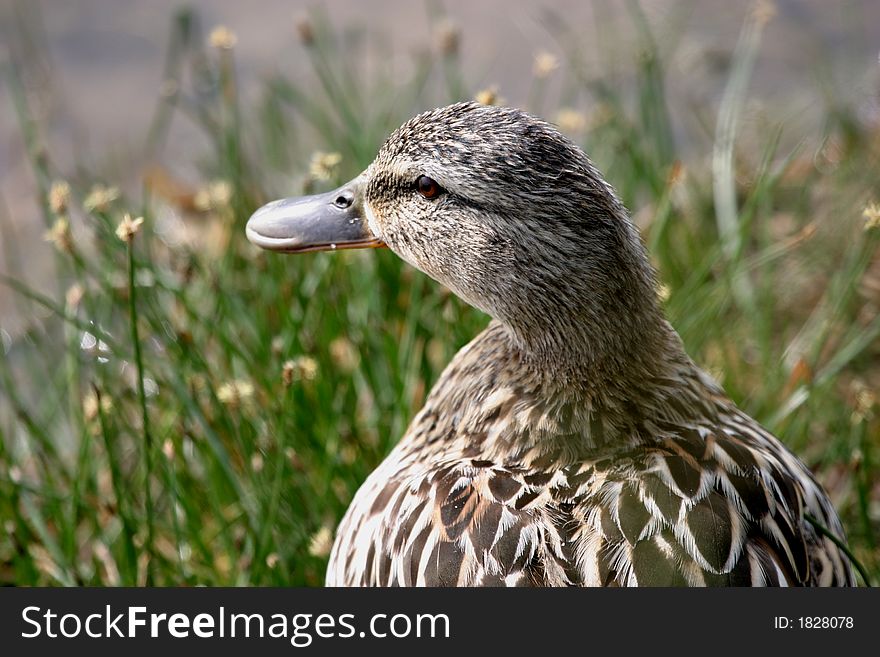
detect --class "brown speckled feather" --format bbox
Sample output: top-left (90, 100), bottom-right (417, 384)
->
top-left (327, 322), bottom-right (853, 587)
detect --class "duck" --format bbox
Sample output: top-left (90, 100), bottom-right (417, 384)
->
top-left (246, 101), bottom-right (855, 587)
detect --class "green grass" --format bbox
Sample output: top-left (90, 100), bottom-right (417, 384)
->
top-left (1, 4), bottom-right (878, 586)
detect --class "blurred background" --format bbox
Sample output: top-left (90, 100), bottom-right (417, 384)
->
top-left (0, 0), bottom-right (878, 585)
top-left (4, 0), bottom-right (880, 331)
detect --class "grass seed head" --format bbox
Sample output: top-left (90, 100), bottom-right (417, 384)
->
top-left (48, 180), bottom-right (71, 215)
top-left (863, 202), bottom-right (880, 231)
top-left (295, 15), bottom-right (315, 46)
top-left (555, 108), bottom-right (587, 134)
top-left (282, 356), bottom-right (319, 387)
top-left (44, 217), bottom-right (72, 253)
top-left (115, 213), bottom-right (144, 243)
top-left (474, 86), bottom-right (503, 106)
top-left (217, 379), bottom-right (254, 408)
top-left (83, 184), bottom-right (119, 213)
top-left (209, 25), bottom-right (237, 50)
top-left (434, 19), bottom-right (460, 56)
top-left (308, 152), bottom-right (342, 182)
top-left (533, 51), bottom-right (559, 78)
top-left (308, 525), bottom-right (334, 558)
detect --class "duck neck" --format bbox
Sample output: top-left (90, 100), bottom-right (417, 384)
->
top-left (496, 236), bottom-right (679, 390)
top-left (425, 314), bottom-right (705, 467)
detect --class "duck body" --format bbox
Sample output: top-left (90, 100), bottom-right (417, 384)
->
top-left (327, 321), bottom-right (851, 586)
top-left (247, 102), bottom-right (854, 586)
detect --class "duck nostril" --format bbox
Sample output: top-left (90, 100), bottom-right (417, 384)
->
top-left (334, 191), bottom-right (354, 209)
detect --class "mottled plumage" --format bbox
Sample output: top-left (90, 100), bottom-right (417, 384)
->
top-left (328, 323), bottom-right (850, 586)
top-left (247, 102), bottom-right (854, 587)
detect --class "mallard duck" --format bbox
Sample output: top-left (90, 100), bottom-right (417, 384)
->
top-left (247, 102), bottom-right (854, 586)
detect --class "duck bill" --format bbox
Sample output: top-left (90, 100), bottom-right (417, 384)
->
top-left (246, 178), bottom-right (384, 253)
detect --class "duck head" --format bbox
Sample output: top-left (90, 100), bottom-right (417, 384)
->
top-left (247, 102), bottom-right (666, 374)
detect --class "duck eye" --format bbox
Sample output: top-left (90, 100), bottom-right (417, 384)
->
top-left (416, 175), bottom-right (443, 200)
